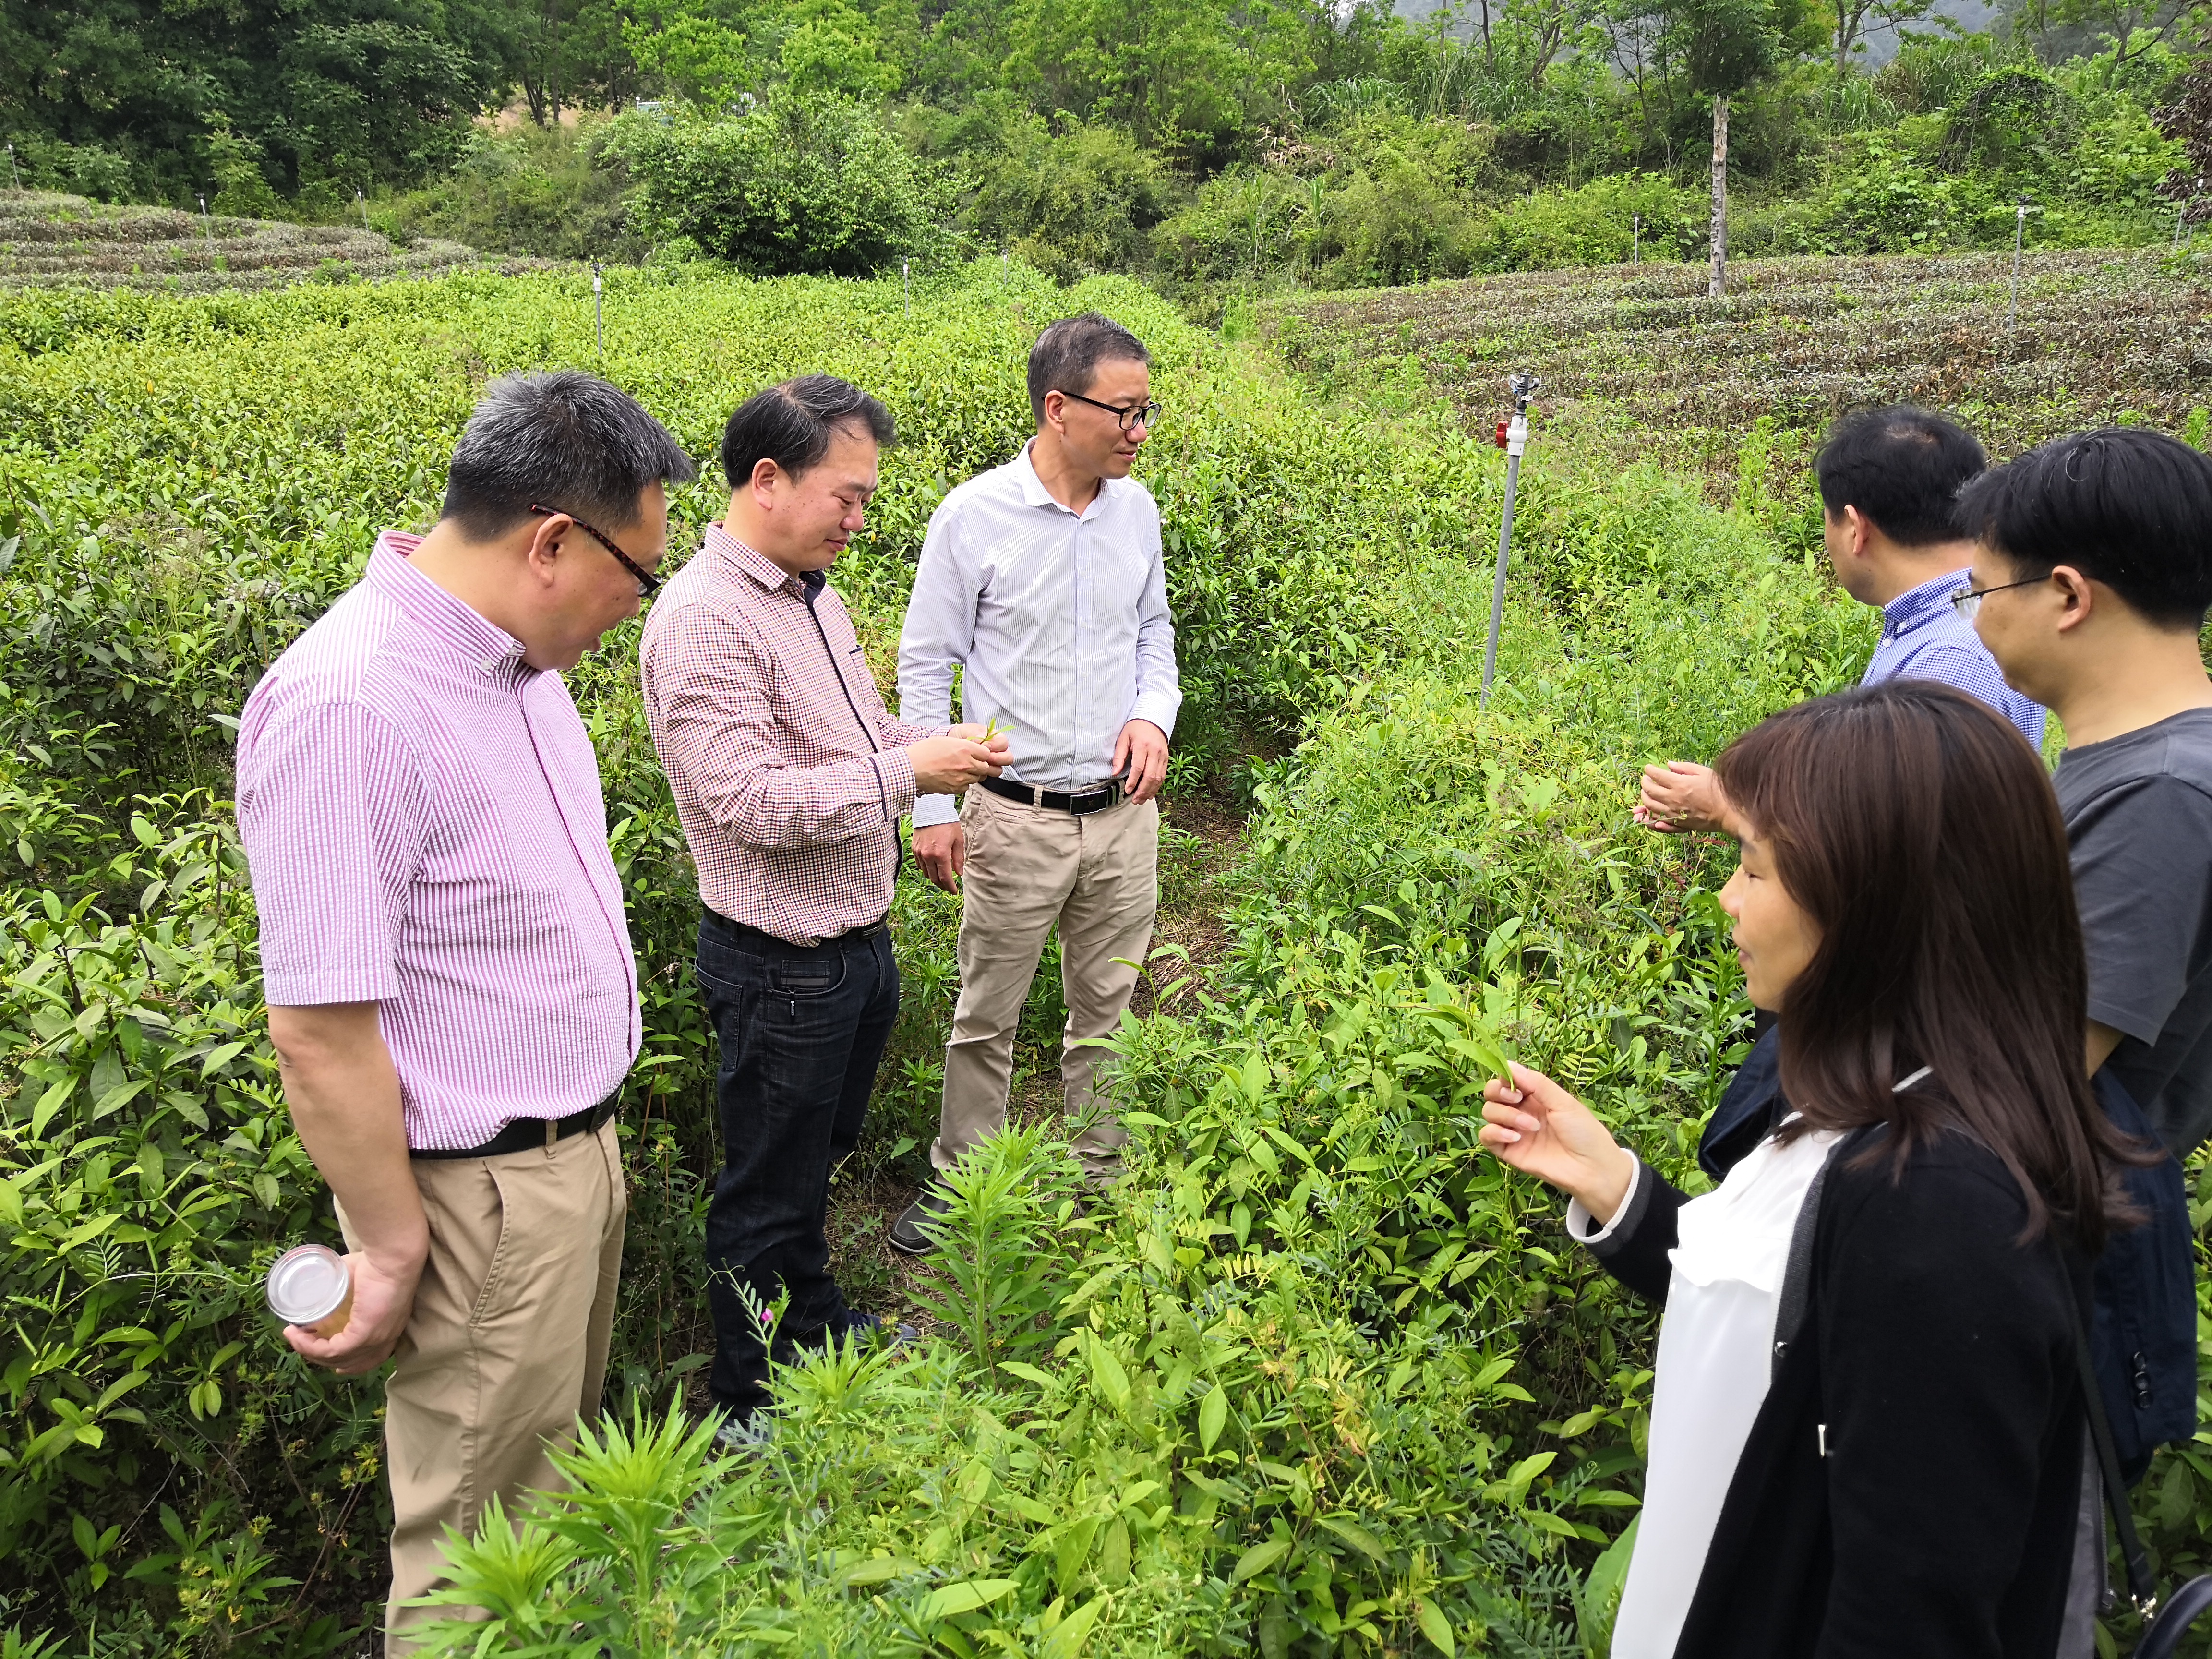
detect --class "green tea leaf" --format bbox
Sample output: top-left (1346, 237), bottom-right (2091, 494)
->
top-left (1197, 1382), bottom-right (1227, 1452)
top-left (1315, 1514), bottom-right (1386, 1562)
top-left (1231, 1537), bottom-right (1290, 1583)
top-left (841, 1556), bottom-right (920, 1587)
top-left (1039, 1595), bottom-right (1107, 1659)
top-left (1085, 1339), bottom-right (1130, 1414)
top-left (916, 1578), bottom-right (1015, 1621)
top-left (1415, 1595), bottom-right (1456, 1656)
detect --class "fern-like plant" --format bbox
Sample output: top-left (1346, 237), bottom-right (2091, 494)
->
top-left (910, 1126), bottom-right (1088, 1381)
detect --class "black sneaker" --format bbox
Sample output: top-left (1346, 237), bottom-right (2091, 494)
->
top-left (890, 1182), bottom-right (954, 1255)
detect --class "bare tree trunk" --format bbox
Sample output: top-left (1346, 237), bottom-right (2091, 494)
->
top-left (1708, 94), bottom-right (1730, 299)
top-left (547, 0), bottom-right (562, 125)
top-left (1835, 0), bottom-right (1864, 76)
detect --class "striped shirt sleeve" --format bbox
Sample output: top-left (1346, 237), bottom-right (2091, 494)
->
top-left (238, 699), bottom-right (431, 1008)
top-left (648, 601), bottom-right (917, 850)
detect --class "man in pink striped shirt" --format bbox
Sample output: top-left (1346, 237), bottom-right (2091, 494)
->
top-left (235, 371), bottom-right (694, 1654)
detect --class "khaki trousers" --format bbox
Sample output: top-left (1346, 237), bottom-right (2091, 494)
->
top-left (934, 786), bottom-right (1159, 1178)
top-left (338, 1118), bottom-right (625, 1656)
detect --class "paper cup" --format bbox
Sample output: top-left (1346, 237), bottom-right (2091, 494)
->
top-left (266, 1244), bottom-right (353, 1337)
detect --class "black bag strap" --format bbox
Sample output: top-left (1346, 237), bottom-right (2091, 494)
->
top-left (2065, 1268), bottom-right (2160, 1616)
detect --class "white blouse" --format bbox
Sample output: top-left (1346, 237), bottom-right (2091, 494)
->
top-left (1571, 1121), bottom-right (1843, 1659)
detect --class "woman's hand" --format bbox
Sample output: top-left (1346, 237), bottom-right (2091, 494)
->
top-left (1480, 1063), bottom-right (1638, 1224)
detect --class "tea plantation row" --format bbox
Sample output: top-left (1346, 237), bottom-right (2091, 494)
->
top-left (0, 259), bottom-right (2203, 1656)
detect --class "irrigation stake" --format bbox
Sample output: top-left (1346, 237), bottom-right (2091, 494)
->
top-left (592, 263), bottom-right (605, 361)
top-left (356, 188), bottom-right (372, 232)
top-left (5, 143), bottom-right (19, 192)
top-left (197, 195), bottom-right (215, 249)
top-left (1481, 370), bottom-right (1541, 709)
top-left (1632, 214), bottom-right (1641, 265)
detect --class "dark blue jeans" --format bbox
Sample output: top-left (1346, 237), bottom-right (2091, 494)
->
top-left (695, 910), bottom-right (899, 1414)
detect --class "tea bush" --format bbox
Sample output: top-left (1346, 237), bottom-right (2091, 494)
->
top-left (0, 194), bottom-right (531, 294)
top-left (1270, 244), bottom-right (2212, 498)
top-left (1, 256), bottom-right (2205, 1656)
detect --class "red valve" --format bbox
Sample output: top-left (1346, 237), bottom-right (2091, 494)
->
top-left (1495, 420), bottom-right (1509, 448)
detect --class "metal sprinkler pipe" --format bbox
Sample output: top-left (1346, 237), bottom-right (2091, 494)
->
top-left (1633, 214), bottom-right (1641, 265)
top-left (592, 263), bottom-right (605, 361)
top-left (356, 188), bottom-right (370, 232)
top-left (2008, 198), bottom-right (2029, 328)
top-left (6, 143), bottom-right (19, 192)
top-left (198, 194), bottom-right (215, 249)
top-left (1481, 371), bottom-right (1541, 709)
top-left (903, 257), bottom-right (911, 316)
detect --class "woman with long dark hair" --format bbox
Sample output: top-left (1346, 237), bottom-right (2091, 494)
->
top-left (1481, 682), bottom-right (2140, 1658)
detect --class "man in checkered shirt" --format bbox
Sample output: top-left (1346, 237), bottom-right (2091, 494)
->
top-left (640, 376), bottom-right (1004, 1434)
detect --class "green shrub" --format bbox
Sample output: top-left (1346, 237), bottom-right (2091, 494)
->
top-left (607, 89), bottom-right (952, 274)
top-left (3, 135), bottom-right (140, 205)
top-left (961, 115), bottom-right (1182, 282)
top-left (1300, 112), bottom-right (1498, 288)
top-left (1469, 172), bottom-right (1704, 270)
top-left (1151, 165), bottom-right (1315, 286)
top-left (1805, 134), bottom-right (1968, 252)
top-left (378, 119), bottom-right (637, 261)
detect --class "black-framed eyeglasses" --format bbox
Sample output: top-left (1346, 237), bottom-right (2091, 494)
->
top-left (528, 503), bottom-right (661, 597)
top-left (1947, 573), bottom-right (2047, 620)
top-left (1056, 389), bottom-right (1161, 432)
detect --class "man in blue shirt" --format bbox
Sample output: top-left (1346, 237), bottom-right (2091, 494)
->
top-left (1639, 407), bottom-right (2047, 831)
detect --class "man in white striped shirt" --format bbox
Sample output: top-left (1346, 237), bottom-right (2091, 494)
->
top-left (892, 313), bottom-right (1182, 1250)
top-left (236, 372), bottom-right (693, 1654)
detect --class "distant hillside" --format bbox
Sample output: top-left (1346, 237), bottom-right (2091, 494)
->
top-left (1268, 246), bottom-right (2212, 491)
top-left (0, 192), bottom-right (554, 292)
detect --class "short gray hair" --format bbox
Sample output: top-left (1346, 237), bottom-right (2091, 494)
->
top-left (442, 370), bottom-right (697, 540)
top-left (1027, 313), bottom-right (1149, 425)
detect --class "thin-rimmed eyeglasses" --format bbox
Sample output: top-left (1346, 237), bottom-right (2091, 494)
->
top-left (1947, 573), bottom-right (2048, 621)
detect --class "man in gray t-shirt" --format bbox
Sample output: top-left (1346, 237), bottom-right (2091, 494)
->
top-left (1957, 427), bottom-right (2212, 1155)
top-left (2052, 712), bottom-right (2212, 1152)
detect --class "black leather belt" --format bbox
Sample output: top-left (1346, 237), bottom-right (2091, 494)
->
top-left (981, 775), bottom-right (1125, 815)
top-left (703, 910), bottom-right (889, 951)
top-left (411, 1089), bottom-right (621, 1161)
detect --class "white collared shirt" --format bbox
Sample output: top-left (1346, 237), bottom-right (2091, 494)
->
top-left (897, 441), bottom-right (1182, 828)
top-left (1599, 1122), bottom-right (1842, 1659)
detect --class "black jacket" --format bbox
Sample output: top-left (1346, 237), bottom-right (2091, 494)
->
top-left (1590, 1129), bottom-right (2088, 1659)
